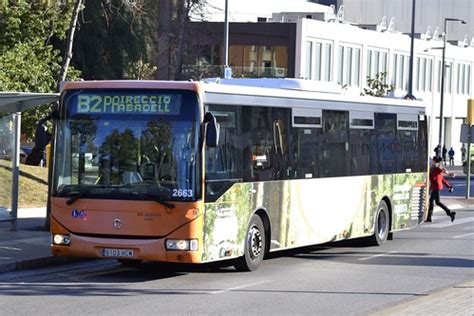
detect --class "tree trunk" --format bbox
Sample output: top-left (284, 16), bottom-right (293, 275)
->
top-left (57, 0), bottom-right (84, 91)
top-left (45, 0), bottom-right (83, 230)
top-left (156, 0), bottom-right (172, 80)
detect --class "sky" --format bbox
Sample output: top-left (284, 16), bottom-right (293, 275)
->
top-left (196, 0), bottom-right (329, 22)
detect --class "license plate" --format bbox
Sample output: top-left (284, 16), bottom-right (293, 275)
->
top-left (101, 248), bottom-right (134, 258)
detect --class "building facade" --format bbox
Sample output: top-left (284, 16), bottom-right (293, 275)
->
top-left (310, 0), bottom-right (473, 43)
top-left (295, 17), bottom-right (473, 163)
top-left (187, 14), bottom-right (473, 164)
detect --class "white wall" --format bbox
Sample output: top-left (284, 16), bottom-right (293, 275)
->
top-left (296, 18), bottom-right (473, 164)
top-left (342, 0), bottom-right (473, 42)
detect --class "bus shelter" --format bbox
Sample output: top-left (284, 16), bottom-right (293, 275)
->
top-left (0, 92), bottom-right (59, 230)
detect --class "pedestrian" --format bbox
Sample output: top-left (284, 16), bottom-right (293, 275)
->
top-left (460, 144), bottom-right (466, 162)
top-left (426, 156), bottom-right (456, 222)
top-left (442, 145), bottom-right (447, 165)
top-left (433, 144), bottom-right (441, 158)
top-left (448, 147), bottom-right (455, 166)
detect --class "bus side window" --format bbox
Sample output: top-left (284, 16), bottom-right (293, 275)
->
top-left (375, 113), bottom-right (397, 174)
top-left (321, 110), bottom-right (350, 177)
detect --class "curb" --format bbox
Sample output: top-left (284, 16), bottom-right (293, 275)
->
top-left (0, 256), bottom-right (86, 273)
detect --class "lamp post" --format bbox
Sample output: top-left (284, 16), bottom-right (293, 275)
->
top-left (438, 18), bottom-right (467, 153)
top-left (406, 0), bottom-right (416, 100)
top-left (223, 0), bottom-right (232, 79)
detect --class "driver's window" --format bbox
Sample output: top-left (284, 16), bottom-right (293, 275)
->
top-left (205, 104), bottom-right (243, 202)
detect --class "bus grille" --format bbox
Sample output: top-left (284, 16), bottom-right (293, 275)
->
top-left (410, 186), bottom-right (426, 220)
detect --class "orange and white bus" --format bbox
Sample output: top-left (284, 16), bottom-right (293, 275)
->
top-left (50, 79), bottom-right (428, 271)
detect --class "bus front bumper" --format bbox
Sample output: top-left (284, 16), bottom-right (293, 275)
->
top-left (50, 218), bottom-right (203, 264)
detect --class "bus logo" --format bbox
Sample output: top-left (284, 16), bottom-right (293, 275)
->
top-left (113, 218), bottom-right (123, 229)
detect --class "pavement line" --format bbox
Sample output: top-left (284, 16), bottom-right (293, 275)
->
top-left (426, 218), bottom-right (474, 229)
top-left (0, 246), bottom-right (22, 251)
top-left (209, 280), bottom-right (269, 294)
top-left (452, 232), bottom-right (474, 239)
top-left (358, 250), bottom-right (398, 261)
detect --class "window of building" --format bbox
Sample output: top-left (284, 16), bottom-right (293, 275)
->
top-left (427, 59), bottom-right (433, 92)
top-left (339, 44), bottom-right (361, 87)
top-left (314, 42), bottom-right (322, 81)
top-left (344, 47), bottom-right (353, 85)
top-left (338, 46), bottom-right (344, 84)
top-left (420, 58), bottom-right (426, 91)
top-left (354, 48), bottom-right (361, 86)
top-left (367, 49), bottom-right (388, 82)
top-left (468, 65), bottom-right (471, 95)
top-left (391, 54), bottom-right (397, 88)
top-left (305, 41), bottom-right (313, 79)
top-left (415, 57), bottom-right (421, 91)
top-left (438, 60), bottom-right (454, 94)
top-left (393, 53), bottom-right (409, 91)
top-left (456, 63), bottom-right (472, 96)
top-left (306, 39), bottom-right (333, 82)
top-left (323, 43), bottom-right (332, 82)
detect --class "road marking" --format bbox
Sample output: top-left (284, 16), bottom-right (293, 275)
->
top-left (0, 246), bottom-right (21, 251)
top-left (452, 232), bottom-right (474, 239)
top-left (358, 250), bottom-right (398, 261)
top-left (210, 280), bottom-right (269, 294)
top-left (426, 218), bottom-right (474, 228)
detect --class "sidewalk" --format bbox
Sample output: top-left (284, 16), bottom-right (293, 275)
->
top-left (0, 216), bottom-right (73, 273)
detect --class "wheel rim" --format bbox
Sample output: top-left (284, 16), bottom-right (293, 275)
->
top-left (248, 225), bottom-right (263, 260)
top-left (377, 209), bottom-right (387, 239)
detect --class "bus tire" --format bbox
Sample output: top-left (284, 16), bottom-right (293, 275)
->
top-left (368, 200), bottom-right (390, 246)
top-left (234, 214), bottom-right (266, 272)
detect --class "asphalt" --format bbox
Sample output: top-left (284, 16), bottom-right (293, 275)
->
top-left (0, 165), bottom-right (472, 314)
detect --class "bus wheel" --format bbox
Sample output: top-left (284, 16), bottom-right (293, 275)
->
top-left (117, 259), bottom-right (143, 268)
top-left (369, 200), bottom-right (390, 246)
top-left (234, 214), bottom-right (266, 272)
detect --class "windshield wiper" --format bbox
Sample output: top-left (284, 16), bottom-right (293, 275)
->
top-left (66, 191), bottom-right (84, 205)
top-left (130, 192), bottom-right (175, 209)
top-left (58, 185), bottom-right (108, 206)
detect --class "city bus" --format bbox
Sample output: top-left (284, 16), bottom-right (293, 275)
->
top-left (50, 79), bottom-right (428, 271)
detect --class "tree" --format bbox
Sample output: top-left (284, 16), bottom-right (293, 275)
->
top-left (0, 2), bottom-right (81, 139)
top-left (0, 2), bottom-right (81, 138)
top-left (72, 0), bottom-right (152, 80)
top-left (362, 72), bottom-right (394, 97)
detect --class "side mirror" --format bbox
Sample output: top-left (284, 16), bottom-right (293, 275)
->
top-left (203, 112), bottom-right (220, 148)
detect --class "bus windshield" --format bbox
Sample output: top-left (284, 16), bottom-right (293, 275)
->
top-left (53, 89), bottom-right (201, 202)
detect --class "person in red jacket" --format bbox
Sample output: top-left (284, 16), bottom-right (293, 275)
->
top-left (426, 156), bottom-right (456, 222)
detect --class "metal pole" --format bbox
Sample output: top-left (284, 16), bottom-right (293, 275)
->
top-left (224, 0), bottom-right (229, 67)
top-left (466, 127), bottom-right (472, 199)
top-left (406, 0), bottom-right (416, 99)
top-left (10, 112), bottom-right (21, 231)
top-left (438, 19), bottom-right (447, 153)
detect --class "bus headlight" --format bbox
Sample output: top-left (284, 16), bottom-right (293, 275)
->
top-left (52, 234), bottom-right (71, 246)
top-left (165, 239), bottom-right (198, 251)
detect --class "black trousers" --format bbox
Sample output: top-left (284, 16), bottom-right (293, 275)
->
top-left (427, 190), bottom-right (452, 219)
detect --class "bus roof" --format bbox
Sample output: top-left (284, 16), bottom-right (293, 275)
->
top-left (61, 80), bottom-right (201, 93)
top-left (201, 78), bottom-right (426, 110)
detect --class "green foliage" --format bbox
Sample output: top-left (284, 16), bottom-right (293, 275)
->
top-left (362, 72), bottom-right (394, 97)
top-left (124, 60), bottom-right (157, 80)
top-left (73, 0), bottom-right (151, 80)
top-left (0, 1), bottom-right (81, 139)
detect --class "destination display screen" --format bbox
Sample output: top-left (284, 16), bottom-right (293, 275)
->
top-left (70, 92), bottom-right (182, 115)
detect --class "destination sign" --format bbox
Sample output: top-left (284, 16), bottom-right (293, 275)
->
top-left (73, 94), bottom-right (182, 115)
